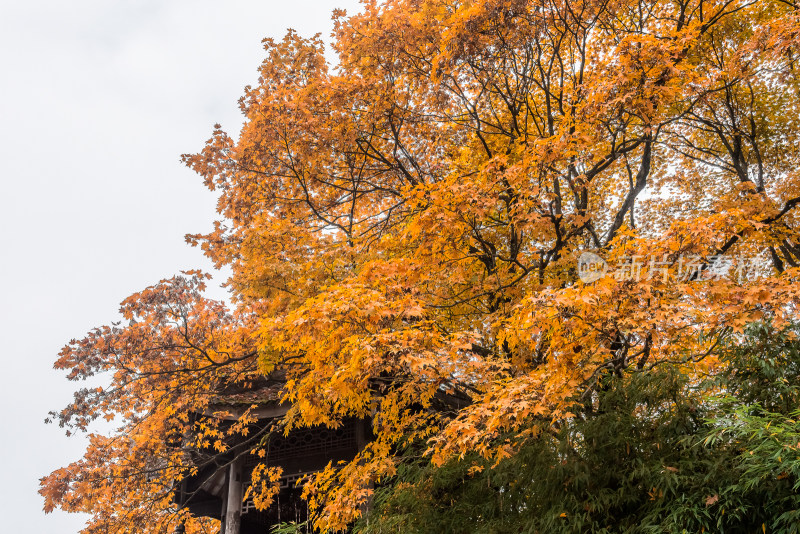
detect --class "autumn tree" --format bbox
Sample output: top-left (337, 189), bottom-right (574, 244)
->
top-left (43, 0), bottom-right (800, 532)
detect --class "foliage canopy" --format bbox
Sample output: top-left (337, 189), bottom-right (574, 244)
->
top-left (41, 0), bottom-right (800, 531)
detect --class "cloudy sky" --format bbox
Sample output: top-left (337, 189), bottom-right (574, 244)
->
top-left (0, 1), bottom-right (360, 531)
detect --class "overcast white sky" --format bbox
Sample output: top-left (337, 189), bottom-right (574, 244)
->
top-left (0, 1), bottom-right (360, 531)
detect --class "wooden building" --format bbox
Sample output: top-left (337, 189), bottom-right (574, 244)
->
top-left (173, 373), bottom-right (469, 533)
top-left (174, 376), bottom-right (371, 534)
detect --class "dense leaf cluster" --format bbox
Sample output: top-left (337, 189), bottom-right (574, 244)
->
top-left (359, 323), bottom-right (800, 533)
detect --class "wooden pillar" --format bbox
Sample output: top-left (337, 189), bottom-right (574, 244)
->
top-left (356, 418), bottom-right (372, 526)
top-left (224, 456), bottom-right (244, 534)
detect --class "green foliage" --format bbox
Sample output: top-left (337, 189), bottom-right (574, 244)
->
top-left (271, 521), bottom-right (309, 534)
top-left (357, 323), bottom-right (800, 534)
